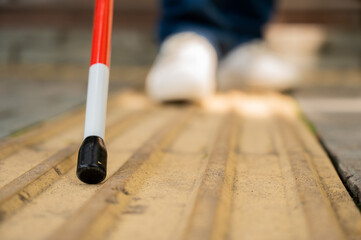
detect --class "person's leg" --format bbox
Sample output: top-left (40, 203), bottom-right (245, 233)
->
top-left (158, 0), bottom-right (275, 57)
top-left (214, 1), bottom-right (298, 91)
top-left (148, 0), bottom-right (276, 101)
top-left (147, 0), bottom-right (296, 101)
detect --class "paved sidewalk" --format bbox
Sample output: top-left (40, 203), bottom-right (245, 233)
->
top-left (0, 91), bottom-right (360, 240)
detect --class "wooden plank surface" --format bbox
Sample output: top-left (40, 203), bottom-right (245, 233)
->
top-left (0, 91), bottom-right (360, 240)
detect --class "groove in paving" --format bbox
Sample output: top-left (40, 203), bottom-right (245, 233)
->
top-left (1, 92), bottom-right (361, 240)
top-left (0, 111), bottom-right (149, 220)
top-left (50, 108), bottom-right (194, 240)
top-left (0, 109), bottom-right (84, 160)
top-left (229, 114), bottom-right (293, 240)
top-left (0, 144), bottom-right (77, 221)
top-left (289, 115), bottom-right (361, 240)
top-left (105, 112), bottom-right (222, 240)
top-left (183, 113), bottom-right (239, 240)
top-left (0, 93), bottom-right (131, 161)
top-left (275, 115), bottom-right (346, 239)
top-left (0, 109), bottom-right (175, 240)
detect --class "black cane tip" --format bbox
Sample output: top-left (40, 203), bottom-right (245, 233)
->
top-left (77, 136), bottom-right (107, 184)
top-left (77, 166), bottom-right (106, 184)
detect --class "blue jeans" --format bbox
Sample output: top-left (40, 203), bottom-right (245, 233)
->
top-left (158, 0), bottom-right (275, 57)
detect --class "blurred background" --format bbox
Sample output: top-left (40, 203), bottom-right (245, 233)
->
top-left (0, 0), bottom-right (360, 137)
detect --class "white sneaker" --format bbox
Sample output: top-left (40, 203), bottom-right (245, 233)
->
top-left (146, 32), bottom-right (217, 101)
top-left (218, 41), bottom-right (299, 91)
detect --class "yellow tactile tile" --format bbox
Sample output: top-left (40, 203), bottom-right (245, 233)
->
top-left (0, 91), bottom-right (360, 240)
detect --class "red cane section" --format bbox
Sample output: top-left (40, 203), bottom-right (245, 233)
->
top-left (90, 0), bottom-right (113, 67)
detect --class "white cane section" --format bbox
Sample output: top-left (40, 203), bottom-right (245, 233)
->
top-left (83, 63), bottom-right (110, 139)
